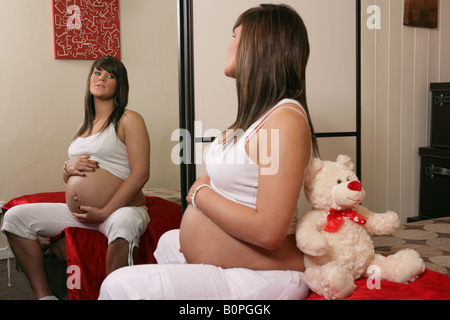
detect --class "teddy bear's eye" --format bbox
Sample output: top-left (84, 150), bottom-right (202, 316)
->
top-left (337, 180), bottom-right (342, 184)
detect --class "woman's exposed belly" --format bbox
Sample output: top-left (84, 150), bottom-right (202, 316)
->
top-left (179, 205), bottom-right (305, 271)
top-left (65, 167), bottom-right (144, 213)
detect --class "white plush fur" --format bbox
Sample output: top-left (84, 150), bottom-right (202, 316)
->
top-left (296, 155), bottom-right (425, 300)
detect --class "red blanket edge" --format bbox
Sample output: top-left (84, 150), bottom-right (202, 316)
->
top-left (306, 268), bottom-right (450, 300)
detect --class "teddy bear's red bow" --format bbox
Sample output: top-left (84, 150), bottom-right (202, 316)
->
top-left (322, 208), bottom-right (367, 233)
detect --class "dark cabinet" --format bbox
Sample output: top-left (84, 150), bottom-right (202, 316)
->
top-left (409, 83), bottom-right (450, 222)
top-left (430, 83), bottom-right (450, 149)
top-left (416, 147), bottom-right (450, 220)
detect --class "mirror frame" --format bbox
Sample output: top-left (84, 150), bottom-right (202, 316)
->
top-left (177, 0), bottom-right (362, 212)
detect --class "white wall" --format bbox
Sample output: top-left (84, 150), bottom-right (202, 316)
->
top-left (361, 0), bottom-right (450, 222)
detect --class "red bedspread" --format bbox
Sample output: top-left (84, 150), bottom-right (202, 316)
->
top-left (307, 268), bottom-right (450, 300)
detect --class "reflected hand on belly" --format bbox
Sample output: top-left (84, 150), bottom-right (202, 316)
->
top-left (65, 156), bottom-right (99, 178)
top-left (65, 167), bottom-right (123, 214)
top-left (65, 166), bottom-right (146, 224)
top-left (72, 206), bottom-right (108, 225)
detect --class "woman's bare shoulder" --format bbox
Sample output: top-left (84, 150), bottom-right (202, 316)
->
top-left (122, 109), bottom-right (145, 122)
top-left (120, 110), bottom-right (147, 130)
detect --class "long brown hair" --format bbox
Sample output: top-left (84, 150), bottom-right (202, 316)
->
top-left (231, 4), bottom-right (319, 156)
top-left (75, 55), bottom-right (129, 138)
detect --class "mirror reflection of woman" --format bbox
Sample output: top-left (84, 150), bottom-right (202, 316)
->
top-left (2, 56), bottom-right (151, 300)
top-left (99, 4), bottom-right (318, 300)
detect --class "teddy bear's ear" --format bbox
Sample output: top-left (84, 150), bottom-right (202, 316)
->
top-left (304, 158), bottom-right (324, 182)
top-left (336, 154), bottom-right (354, 170)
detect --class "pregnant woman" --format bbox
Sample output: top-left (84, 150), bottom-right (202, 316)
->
top-left (2, 56), bottom-right (151, 300)
top-left (99, 4), bottom-right (318, 300)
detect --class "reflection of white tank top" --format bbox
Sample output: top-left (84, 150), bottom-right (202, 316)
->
top-left (205, 99), bottom-right (308, 235)
top-left (68, 123), bottom-right (130, 180)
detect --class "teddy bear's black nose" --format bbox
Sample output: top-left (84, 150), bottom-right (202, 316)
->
top-left (348, 181), bottom-right (362, 192)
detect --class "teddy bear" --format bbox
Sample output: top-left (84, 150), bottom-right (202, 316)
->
top-left (296, 155), bottom-right (425, 300)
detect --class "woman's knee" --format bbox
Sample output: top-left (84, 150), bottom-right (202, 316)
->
top-left (99, 207), bottom-right (150, 235)
top-left (101, 207), bottom-right (149, 243)
top-left (157, 230), bottom-right (179, 250)
top-left (1, 205), bottom-right (37, 239)
top-left (2, 205), bottom-right (28, 224)
top-left (98, 266), bottom-right (132, 300)
top-left (154, 229), bottom-right (184, 264)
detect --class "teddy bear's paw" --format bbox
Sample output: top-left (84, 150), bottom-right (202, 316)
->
top-left (383, 211), bottom-right (401, 233)
top-left (305, 263), bottom-right (356, 300)
top-left (377, 249), bottom-right (425, 283)
top-left (392, 249), bottom-right (425, 283)
top-left (320, 282), bottom-right (356, 300)
top-left (367, 210), bottom-right (400, 235)
top-left (323, 270), bottom-right (356, 300)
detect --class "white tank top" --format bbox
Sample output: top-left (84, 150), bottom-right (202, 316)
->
top-left (205, 99), bottom-right (308, 235)
top-left (68, 123), bottom-right (130, 180)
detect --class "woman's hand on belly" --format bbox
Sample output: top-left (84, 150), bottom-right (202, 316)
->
top-left (72, 206), bottom-right (108, 225)
top-left (66, 167), bottom-right (146, 225)
top-left (65, 156), bottom-right (99, 177)
top-left (66, 168), bottom-right (123, 210)
top-left (66, 166), bottom-right (124, 225)
top-left (71, 190), bottom-right (145, 225)
top-left (180, 205), bottom-right (305, 271)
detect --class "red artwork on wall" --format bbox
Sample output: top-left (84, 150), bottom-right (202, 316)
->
top-left (52, 0), bottom-right (121, 60)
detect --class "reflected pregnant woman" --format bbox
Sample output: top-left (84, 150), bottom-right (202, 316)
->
top-left (1, 56), bottom-right (151, 300)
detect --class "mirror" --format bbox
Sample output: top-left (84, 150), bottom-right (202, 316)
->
top-left (178, 0), bottom-right (361, 212)
top-left (0, 1), bottom-right (180, 255)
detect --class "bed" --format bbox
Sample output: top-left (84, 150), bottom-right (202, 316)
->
top-left (2, 191), bottom-right (450, 300)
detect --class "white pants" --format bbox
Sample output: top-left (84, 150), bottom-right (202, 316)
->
top-left (1, 203), bottom-right (150, 252)
top-left (98, 229), bottom-right (310, 300)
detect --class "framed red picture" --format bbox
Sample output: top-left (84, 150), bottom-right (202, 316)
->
top-left (52, 0), bottom-right (121, 60)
